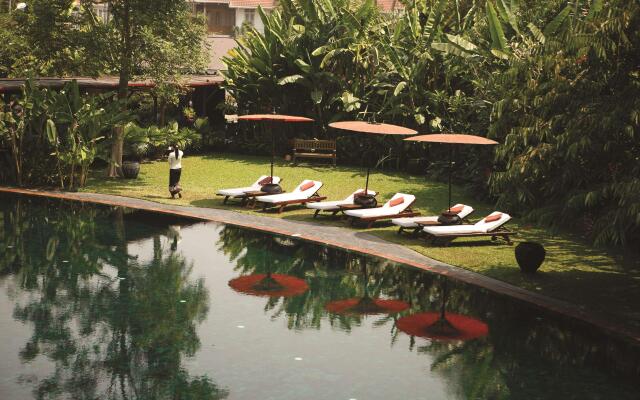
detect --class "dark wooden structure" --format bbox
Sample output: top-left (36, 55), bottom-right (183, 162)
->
top-left (0, 75), bottom-right (225, 123)
top-left (0, 75), bottom-right (223, 93)
top-left (292, 139), bottom-right (337, 166)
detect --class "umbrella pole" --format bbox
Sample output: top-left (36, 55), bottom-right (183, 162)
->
top-left (440, 281), bottom-right (448, 320)
top-left (270, 121), bottom-right (275, 179)
top-left (365, 167), bottom-right (370, 195)
top-left (448, 146), bottom-right (453, 212)
top-left (362, 256), bottom-right (370, 299)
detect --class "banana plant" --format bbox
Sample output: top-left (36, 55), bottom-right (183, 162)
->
top-left (46, 80), bottom-right (126, 189)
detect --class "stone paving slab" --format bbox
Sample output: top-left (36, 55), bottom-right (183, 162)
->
top-left (1, 186), bottom-right (638, 345)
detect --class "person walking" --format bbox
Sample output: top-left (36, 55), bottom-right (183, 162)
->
top-left (168, 144), bottom-right (183, 199)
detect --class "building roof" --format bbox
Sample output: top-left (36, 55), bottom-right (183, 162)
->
top-left (207, 36), bottom-right (237, 71)
top-left (377, 0), bottom-right (403, 12)
top-left (228, 0), bottom-right (277, 9)
top-left (0, 75), bottom-right (224, 93)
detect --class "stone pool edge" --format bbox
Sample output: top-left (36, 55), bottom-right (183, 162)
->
top-left (2, 186), bottom-right (639, 346)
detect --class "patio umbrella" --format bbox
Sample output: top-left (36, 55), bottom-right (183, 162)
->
top-left (404, 133), bottom-right (497, 224)
top-left (238, 114), bottom-right (314, 194)
top-left (329, 121), bottom-right (417, 207)
top-left (324, 256), bottom-right (409, 315)
top-left (396, 282), bottom-right (488, 341)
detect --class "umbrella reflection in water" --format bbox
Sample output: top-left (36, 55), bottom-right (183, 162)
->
top-left (228, 236), bottom-right (309, 298)
top-left (325, 256), bottom-right (409, 315)
top-left (397, 281), bottom-right (489, 341)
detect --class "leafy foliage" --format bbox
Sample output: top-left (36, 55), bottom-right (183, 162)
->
top-left (0, 80), bottom-right (128, 189)
top-left (123, 121), bottom-right (201, 161)
top-left (484, 1), bottom-right (640, 246)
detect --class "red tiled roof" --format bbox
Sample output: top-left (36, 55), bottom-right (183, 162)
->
top-left (228, 0), bottom-right (276, 8)
top-left (377, 0), bottom-right (403, 12)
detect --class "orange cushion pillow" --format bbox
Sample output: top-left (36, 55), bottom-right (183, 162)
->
top-left (258, 177), bottom-right (272, 185)
top-left (389, 197), bottom-right (405, 207)
top-left (300, 181), bottom-right (315, 191)
top-left (484, 213), bottom-right (502, 223)
top-left (449, 205), bottom-right (464, 214)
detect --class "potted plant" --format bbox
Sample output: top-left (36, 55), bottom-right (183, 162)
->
top-left (121, 123), bottom-right (150, 179)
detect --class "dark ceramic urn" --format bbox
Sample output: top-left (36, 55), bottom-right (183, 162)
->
top-left (122, 161), bottom-right (140, 179)
top-left (515, 241), bottom-right (546, 273)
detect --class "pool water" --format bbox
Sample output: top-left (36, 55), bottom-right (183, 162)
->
top-left (0, 193), bottom-right (638, 400)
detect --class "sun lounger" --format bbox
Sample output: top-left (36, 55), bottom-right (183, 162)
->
top-left (344, 193), bottom-right (419, 228)
top-left (257, 180), bottom-right (326, 213)
top-left (216, 176), bottom-right (282, 204)
top-left (306, 189), bottom-right (378, 218)
top-left (422, 211), bottom-right (515, 245)
top-left (392, 204), bottom-right (474, 235)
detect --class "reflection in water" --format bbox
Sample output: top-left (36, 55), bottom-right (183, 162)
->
top-left (397, 282), bottom-right (489, 341)
top-left (217, 225), bottom-right (640, 399)
top-left (0, 195), bottom-right (639, 400)
top-left (228, 234), bottom-right (309, 297)
top-left (0, 196), bottom-right (228, 400)
top-left (324, 256), bottom-right (410, 315)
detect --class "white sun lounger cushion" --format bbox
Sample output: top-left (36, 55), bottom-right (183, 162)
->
top-left (306, 189), bottom-right (377, 211)
top-left (217, 176), bottom-right (281, 197)
top-left (344, 193), bottom-right (415, 218)
top-left (257, 180), bottom-right (323, 204)
top-left (391, 204), bottom-right (474, 228)
top-left (422, 212), bottom-right (512, 236)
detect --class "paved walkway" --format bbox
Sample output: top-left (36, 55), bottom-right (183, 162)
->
top-left (1, 187), bottom-right (638, 344)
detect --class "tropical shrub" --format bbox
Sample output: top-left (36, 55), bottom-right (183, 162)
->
top-left (223, 0), bottom-right (383, 128)
top-left (0, 80), bottom-right (128, 189)
top-left (123, 121), bottom-right (201, 160)
top-left (46, 81), bottom-right (128, 189)
top-left (487, 1), bottom-right (640, 246)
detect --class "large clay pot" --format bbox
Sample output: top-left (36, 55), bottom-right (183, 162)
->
top-left (515, 242), bottom-right (546, 274)
top-left (122, 161), bottom-right (140, 179)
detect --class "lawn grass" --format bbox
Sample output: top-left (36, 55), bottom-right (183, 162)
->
top-left (84, 153), bottom-right (640, 330)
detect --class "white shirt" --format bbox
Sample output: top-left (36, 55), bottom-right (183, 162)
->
top-left (168, 150), bottom-right (183, 170)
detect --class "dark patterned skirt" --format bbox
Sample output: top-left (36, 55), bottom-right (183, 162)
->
top-left (169, 168), bottom-right (182, 190)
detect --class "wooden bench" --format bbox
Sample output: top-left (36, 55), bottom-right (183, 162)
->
top-left (292, 139), bottom-right (336, 166)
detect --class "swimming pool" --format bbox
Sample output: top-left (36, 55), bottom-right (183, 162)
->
top-left (0, 193), bottom-right (638, 399)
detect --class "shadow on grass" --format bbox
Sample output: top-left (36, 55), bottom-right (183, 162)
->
top-left (480, 264), bottom-right (640, 330)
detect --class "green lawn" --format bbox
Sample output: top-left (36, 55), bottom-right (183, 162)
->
top-left (84, 153), bottom-right (640, 331)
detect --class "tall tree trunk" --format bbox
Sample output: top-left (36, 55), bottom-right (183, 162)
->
top-left (109, 0), bottom-right (132, 178)
top-left (9, 129), bottom-right (22, 187)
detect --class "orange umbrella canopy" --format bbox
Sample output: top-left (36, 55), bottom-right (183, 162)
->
top-left (237, 114), bottom-right (314, 122)
top-left (329, 121), bottom-right (417, 136)
top-left (329, 121), bottom-right (416, 199)
top-left (404, 133), bottom-right (498, 145)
